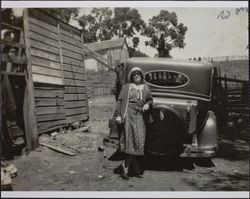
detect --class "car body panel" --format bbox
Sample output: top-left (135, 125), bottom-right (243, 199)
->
top-left (105, 57), bottom-right (218, 158)
top-left (125, 57), bottom-right (214, 101)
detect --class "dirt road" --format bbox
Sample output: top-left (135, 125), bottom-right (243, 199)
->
top-left (7, 95), bottom-right (249, 191)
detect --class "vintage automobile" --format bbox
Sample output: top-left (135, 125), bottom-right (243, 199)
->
top-left (104, 57), bottom-right (217, 158)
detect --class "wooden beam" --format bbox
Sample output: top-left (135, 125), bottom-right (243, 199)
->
top-left (57, 23), bottom-right (64, 87)
top-left (1, 72), bottom-right (25, 76)
top-left (1, 54), bottom-right (27, 64)
top-left (23, 9), bottom-right (39, 151)
top-left (33, 74), bottom-right (63, 85)
top-left (1, 22), bottom-right (22, 31)
top-left (1, 39), bottom-right (26, 49)
top-left (81, 33), bottom-right (89, 118)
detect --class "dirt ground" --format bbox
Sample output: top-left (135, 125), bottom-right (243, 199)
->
top-left (4, 95), bottom-right (250, 191)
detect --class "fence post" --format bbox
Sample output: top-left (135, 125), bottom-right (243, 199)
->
top-left (241, 82), bottom-right (248, 103)
top-left (234, 75), bottom-right (239, 87)
top-left (224, 74), bottom-right (229, 123)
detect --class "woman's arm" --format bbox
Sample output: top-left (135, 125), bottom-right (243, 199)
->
top-left (114, 85), bottom-right (124, 118)
top-left (144, 83), bottom-right (153, 106)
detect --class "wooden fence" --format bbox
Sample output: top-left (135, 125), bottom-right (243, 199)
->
top-left (212, 70), bottom-right (248, 127)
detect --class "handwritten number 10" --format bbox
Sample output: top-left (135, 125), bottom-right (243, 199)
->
top-left (217, 10), bottom-right (231, 19)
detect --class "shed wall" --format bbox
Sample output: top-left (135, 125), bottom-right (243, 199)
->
top-left (27, 9), bottom-right (88, 133)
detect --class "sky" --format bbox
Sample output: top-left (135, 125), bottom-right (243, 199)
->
top-left (4, 1), bottom-right (249, 59)
top-left (77, 7), bottom-right (249, 59)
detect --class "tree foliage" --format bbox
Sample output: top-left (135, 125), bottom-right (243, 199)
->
top-left (143, 10), bottom-right (188, 58)
top-left (42, 8), bottom-right (79, 23)
top-left (78, 7), bottom-right (145, 48)
top-left (128, 47), bottom-right (149, 57)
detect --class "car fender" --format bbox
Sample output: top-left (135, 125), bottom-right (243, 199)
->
top-left (198, 111), bottom-right (217, 148)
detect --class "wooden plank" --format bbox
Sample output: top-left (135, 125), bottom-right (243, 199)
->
top-left (39, 141), bottom-right (76, 156)
top-left (60, 28), bottom-right (81, 42)
top-left (30, 39), bottom-right (60, 55)
top-left (62, 49), bottom-right (83, 61)
top-left (29, 17), bottom-right (58, 34)
top-left (63, 71), bottom-right (85, 80)
top-left (37, 119), bottom-right (66, 130)
top-left (1, 54), bottom-right (27, 64)
top-left (60, 34), bottom-right (82, 47)
top-left (29, 31), bottom-right (60, 48)
top-left (35, 98), bottom-right (64, 107)
top-left (31, 48), bottom-right (60, 62)
top-left (81, 33), bottom-right (89, 118)
top-left (33, 74), bottom-right (63, 85)
top-left (65, 107), bottom-right (87, 116)
top-left (38, 123), bottom-right (65, 133)
top-left (216, 76), bottom-right (248, 83)
top-left (23, 9), bottom-right (39, 150)
top-left (1, 39), bottom-right (26, 49)
top-left (29, 22), bottom-right (59, 41)
top-left (34, 84), bottom-right (64, 90)
top-left (34, 89), bottom-right (64, 98)
top-left (63, 64), bottom-right (85, 74)
top-left (65, 101), bottom-right (87, 109)
top-left (59, 21), bottom-right (81, 35)
top-left (64, 86), bottom-right (85, 93)
top-left (1, 71), bottom-right (25, 76)
top-left (61, 41), bottom-right (82, 54)
top-left (32, 65), bottom-right (62, 78)
top-left (37, 113), bottom-right (65, 122)
top-left (1, 22), bottom-right (22, 31)
top-left (32, 56), bottom-right (61, 70)
top-left (63, 57), bottom-right (84, 66)
top-left (57, 23), bottom-right (64, 87)
top-left (64, 93), bottom-right (87, 101)
top-left (66, 114), bottom-right (88, 124)
top-left (36, 106), bottom-right (65, 115)
top-left (64, 79), bottom-right (86, 87)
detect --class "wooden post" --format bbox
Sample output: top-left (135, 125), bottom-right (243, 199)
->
top-left (224, 74), bottom-right (228, 123)
top-left (81, 33), bottom-right (89, 118)
top-left (57, 22), bottom-right (64, 84)
top-left (23, 9), bottom-right (38, 150)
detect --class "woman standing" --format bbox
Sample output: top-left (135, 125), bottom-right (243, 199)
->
top-left (114, 67), bottom-right (153, 179)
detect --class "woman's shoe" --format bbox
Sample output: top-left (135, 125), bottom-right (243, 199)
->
top-left (121, 172), bottom-right (129, 180)
top-left (120, 163), bottom-right (129, 180)
top-left (113, 164), bottom-right (123, 175)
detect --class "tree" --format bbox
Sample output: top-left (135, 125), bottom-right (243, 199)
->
top-left (79, 8), bottom-right (114, 43)
top-left (78, 7), bottom-right (145, 48)
top-left (143, 10), bottom-right (188, 58)
top-left (128, 47), bottom-right (149, 57)
top-left (42, 8), bottom-right (79, 23)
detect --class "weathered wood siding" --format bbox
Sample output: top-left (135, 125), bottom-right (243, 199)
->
top-left (27, 9), bottom-right (88, 133)
top-left (59, 22), bottom-right (88, 124)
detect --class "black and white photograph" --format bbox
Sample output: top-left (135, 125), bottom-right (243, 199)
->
top-left (1, 1), bottom-right (249, 198)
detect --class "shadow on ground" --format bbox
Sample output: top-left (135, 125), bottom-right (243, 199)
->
top-left (108, 150), bottom-right (215, 172)
top-left (217, 127), bottom-right (249, 161)
top-left (185, 170), bottom-right (249, 191)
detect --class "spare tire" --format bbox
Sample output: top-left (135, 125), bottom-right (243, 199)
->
top-left (146, 104), bottom-right (187, 155)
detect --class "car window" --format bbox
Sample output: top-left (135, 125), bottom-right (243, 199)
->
top-left (145, 70), bottom-right (189, 88)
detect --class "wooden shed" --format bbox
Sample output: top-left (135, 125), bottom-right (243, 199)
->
top-left (1, 8), bottom-right (88, 150)
top-left (85, 37), bottom-right (129, 71)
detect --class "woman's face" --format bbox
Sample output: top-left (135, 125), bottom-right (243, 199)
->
top-left (132, 72), bottom-right (142, 85)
